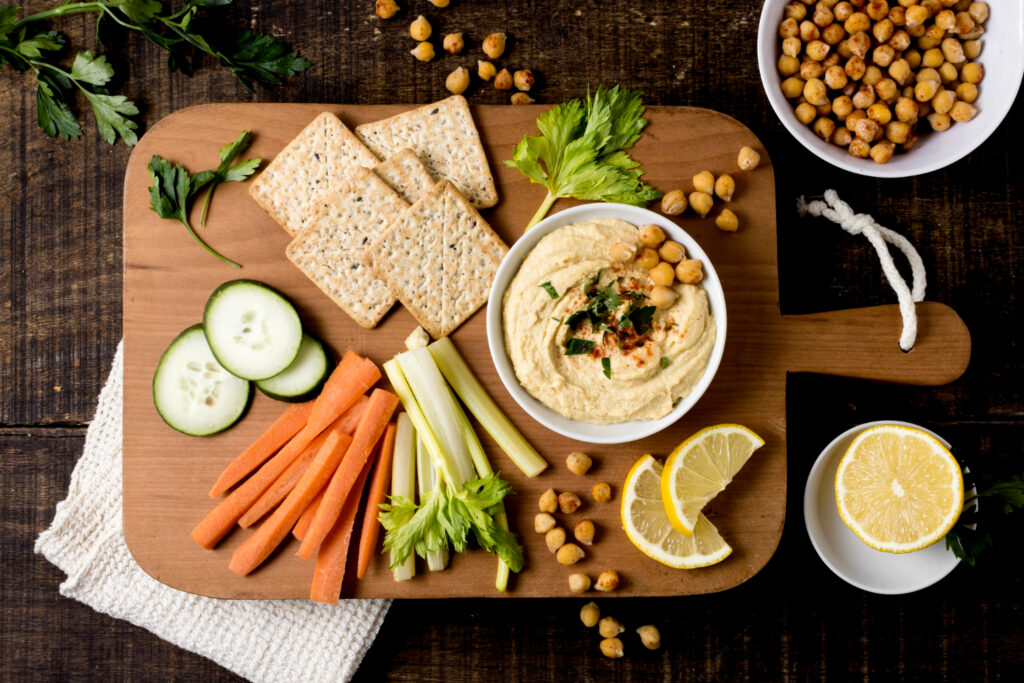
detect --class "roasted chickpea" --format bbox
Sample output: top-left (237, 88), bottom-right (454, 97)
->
top-left (833, 126), bottom-right (854, 147)
top-left (545, 527), bottom-right (566, 552)
top-left (656, 241), bottom-right (684, 264)
top-left (592, 482), bottom-right (613, 503)
top-left (813, 4), bottom-right (835, 27)
top-left (375, 0), bottom-right (399, 20)
top-left (482, 32), bottom-right (507, 59)
top-left (968, 2), bottom-right (989, 24)
top-left (915, 79), bottom-right (940, 101)
top-left (847, 31), bottom-right (871, 58)
top-left (961, 61), bottom-right (983, 84)
top-left (675, 259), bottom-right (704, 284)
top-left (931, 89), bottom-right (956, 114)
top-left (822, 23), bottom-right (846, 44)
top-left (848, 137), bottom-right (871, 158)
top-left (834, 2), bottom-right (854, 22)
top-left (637, 625), bottom-right (662, 650)
top-left (800, 20), bottom-right (821, 42)
top-left (950, 100), bottom-right (978, 122)
top-left (409, 15), bottom-right (432, 41)
top-left (844, 12), bottom-right (871, 33)
top-left (513, 69), bottom-right (534, 91)
top-left (609, 241), bottom-right (637, 263)
top-left (558, 491), bottom-right (582, 514)
top-left (905, 5), bottom-right (929, 28)
top-left (779, 55), bottom-right (800, 77)
top-left (595, 569), bottom-right (620, 592)
top-left (889, 29), bottom-right (911, 51)
top-left (410, 42), bottom-right (435, 62)
top-left (784, 1), bottom-right (807, 20)
top-left (780, 17), bottom-right (800, 38)
top-left (737, 145), bottom-right (761, 170)
top-left (824, 64), bottom-right (848, 89)
top-left (895, 96), bottom-right (919, 122)
top-left (650, 285), bottom-right (677, 309)
top-left (845, 55), bottom-right (866, 80)
top-left (566, 451), bottom-right (593, 475)
top-left (714, 174), bottom-right (736, 201)
top-left (600, 638), bottom-right (624, 659)
top-left (853, 116), bottom-right (880, 142)
top-left (692, 170), bottom-right (715, 194)
top-left (806, 39), bottom-right (831, 61)
top-left (954, 11), bottom-right (976, 36)
top-left (636, 247), bottom-right (659, 270)
top-left (941, 38), bottom-right (966, 63)
top-left (781, 76), bottom-right (806, 99)
top-left (852, 84), bottom-right (876, 109)
top-left (888, 58), bottom-right (912, 85)
top-left (875, 78), bottom-right (898, 102)
top-left (443, 32), bottom-right (464, 54)
top-left (534, 512), bottom-right (556, 534)
top-left (445, 67), bottom-right (470, 95)
top-left (885, 120), bottom-right (912, 144)
top-left (580, 601), bottom-right (600, 627)
top-left (833, 95), bottom-right (854, 119)
top-left (866, 0), bottom-right (888, 21)
top-left (955, 82), bottom-right (978, 103)
top-left (661, 189), bottom-right (687, 215)
top-left (555, 542), bottom-right (584, 565)
top-left (869, 140), bottom-right (895, 164)
top-left (539, 488), bottom-right (558, 513)
top-left (688, 192), bottom-right (714, 217)
top-left (649, 262), bottom-right (676, 287)
top-left (963, 39), bottom-right (982, 60)
top-left (715, 209), bottom-right (740, 232)
top-left (928, 111), bottom-right (952, 131)
top-left (477, 60), bottom-right (497, 81)
top-left (904, 48), bottom-right (922, 69)
top-left (813, 116), bottom-right (836, 141)
top-left (599, 616), bottom-right (625, 638)
top-left (873, 44), bottom-right (895, 68)
top-left (569, 573), bottom-right (591, 593)
top-left (800, 59), bottom-right (824, 80)
top-left (510, 92), bottom-right (535, 106)
top-left (493, 68), bottom-right (513, 90)
top-left (574, 519), bottom-right (596, 546)
top-left (863, 65), bottom-right (883, 86)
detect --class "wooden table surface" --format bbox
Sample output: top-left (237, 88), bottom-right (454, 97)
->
top-left (2, 1), bottom-right (1021, 680)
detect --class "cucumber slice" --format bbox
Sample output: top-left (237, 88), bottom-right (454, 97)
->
top-left (153, 325), bottom-right (252, 436)
top-left (256, 333), bottom-right (332, 402)
top-left (203, 280), bottom-right (303, 381)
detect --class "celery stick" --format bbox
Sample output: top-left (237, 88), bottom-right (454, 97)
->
top-left (417, 432), bottom-right (449, 572)
top-left (383, 359), bottom-right (456, 488)
top-left (428, 337), bottom-right (548, 477)
top-left (390, 413), bottom-right (416, 582)
top-left (396, 348), bottom-right (476, 486)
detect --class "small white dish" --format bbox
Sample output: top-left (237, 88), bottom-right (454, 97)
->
top-left (486, 203), bottom-right (727, 444)
top-left (804, 420), bottom-right (964, 594)
top-left (757, 0), bottom-right (1024, 178)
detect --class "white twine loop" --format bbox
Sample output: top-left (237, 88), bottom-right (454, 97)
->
top-left (796, 189), bottom-right (926, 352)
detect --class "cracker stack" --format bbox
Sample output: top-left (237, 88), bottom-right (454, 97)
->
top-left (249, 112), bottom-right (380, 236)
top-left (355, 96), bottom-right (499, 210)
top-left (366, 180), bottom-right (507, 339)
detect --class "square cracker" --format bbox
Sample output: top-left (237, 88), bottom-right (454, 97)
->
top-left (286, 167), bottom-right (406, 329)
top-left (366, 180), bottom-right (508, 339)
top-left (249, 112), bottom-right (380, 237)
top-left (354, 96), bottom-right (499, 210)
top-left (372, 148), bottom-right (436, 205)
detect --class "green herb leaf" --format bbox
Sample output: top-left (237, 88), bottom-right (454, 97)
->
top-left (82, 87), bottom-right (139, 146)
top-left (973, 474), bottom-right (1024, 514)
top-left (15, 30), bottom-right (63, 58)
top-left (564, 338), bottom-right (596, 355)
top-left (0, 7), bottom-right (20, 40)
top-left (661, 356), bottom-right (670, 369)
top-left (539, 281), bottom-right (558, 299)
top-left (220, 30), bottom-right (313, 89)
top-left (70, 50), bottom-right (114, 86)
top-left (111, 0), bottom-right (165, 24)
top-left (565, 310), bottom-right (588, 330)
top-left (507, 85), bottom-right (662, 229)
top-left (191, 130), bottom-right (261, 225)
top-left (601, 357), bottom-right (611, 378)
top-left (35, 79), bottom-right (82, 141)
top-left (628, 305), bottom-right (656, 335)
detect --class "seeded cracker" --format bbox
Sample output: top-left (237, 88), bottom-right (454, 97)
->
top-left (286, 167), bottom-right (406, 328)
top-left (373, 148), bottom-right (436, 205)
top-left (354, 96), bottom-right (498, 209)
top-left (249, 112), bottom-right (380, 237)
top-left (367, 180), bottom-right (508, 338)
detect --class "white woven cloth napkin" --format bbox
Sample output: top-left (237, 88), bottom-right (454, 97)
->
top-left (35, 341), bottom-right (391, 682)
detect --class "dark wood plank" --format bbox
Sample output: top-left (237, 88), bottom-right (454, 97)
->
top-left (2, 0), bottom-right (1022, 679)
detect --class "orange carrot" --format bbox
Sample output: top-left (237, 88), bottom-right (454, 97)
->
top-left (237, 397), bottom-right (370, 528)
top-left (228, 429), bottom-right (354, 576)
top-left (209, 401), bottom-right (314, 498)
top-left (356, 422), bottom-right (396, 579)
top-left (309, 453), bottom-right (375, 604)
top-left (297, 388), bottom-right (399, 560)
top-left (292, 489), bottom-right (325, 541)
top-left (190, 354), bottom-right (378, 550)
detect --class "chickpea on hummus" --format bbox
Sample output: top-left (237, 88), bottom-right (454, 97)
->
top-left (502, 219), bottom-right (716, 424)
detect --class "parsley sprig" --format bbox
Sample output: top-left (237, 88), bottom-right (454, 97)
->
top-left (1, 1), bottom-right (311, 146)
top-left (506, 85), bottom-right (663, 229)
top-left (146, 129), bottom-right (260, 267)
top-left (945, 473), bottom-right (1024, 566)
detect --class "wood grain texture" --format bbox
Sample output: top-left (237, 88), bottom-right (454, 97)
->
top-left (2, 0), bottom-right (1021, 678)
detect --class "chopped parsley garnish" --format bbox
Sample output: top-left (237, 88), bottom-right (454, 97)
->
top-left (540, 281), bottom-right (559, 299)
top-left (660, 356), bottom-right (670, 369)
top-left (566, 310), bottom-right (589, 330)
top-left (564, 338), bottom-right (596, 355)
top-left (628, 305), bottom-right (656, 335)
top-left (602, 357), bottom-right (612, 378)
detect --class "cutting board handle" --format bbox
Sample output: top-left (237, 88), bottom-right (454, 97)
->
top-left (779, 301), bottom-right (970, 385)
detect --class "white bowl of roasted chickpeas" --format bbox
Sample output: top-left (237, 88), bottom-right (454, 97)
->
top-left (486, 203), bottom-right (727, 445)
top-left (758, 0), bottom-right (1024, 177)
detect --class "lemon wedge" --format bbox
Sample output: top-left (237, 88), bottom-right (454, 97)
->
top-left (660, 424), bottom-right (765, 535)
top-left (621, 454), bottom-right (732, 568)
top-left (835, 424), bottom-right (963, 553)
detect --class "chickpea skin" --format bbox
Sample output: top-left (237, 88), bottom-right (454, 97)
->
top-left (513, 69), bottom-right (535, 91)
top-left (675, 259), bottom-right (704, 284)
top-left (661, 189), bottom-right (687, 215)
top-left (409, 15), bottom-right (432, 41)
top-left (482, 32), bottom-right (507, 59)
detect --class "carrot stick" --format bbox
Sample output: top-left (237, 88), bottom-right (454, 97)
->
top-left (297, 388), bottom-right (400, 560)
top-left (356, 422), bottom-right (396, 579)
top-left (191, 354), bottom-right (378, 550)
top-left (237, 397), bottom-right (370, 528)
top-left (209, 401), bottom-right (314, 498)
top-left (309, 453), bottom-right (375, 604)
top-left (228, 429), bottom-right (354, 576)
top-left (292, 488), bottom-right (325, 541)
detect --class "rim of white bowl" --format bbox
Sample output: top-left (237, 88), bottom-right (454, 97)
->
top-left (803, 420), bottom-right (963, 595)
top-left (486, 203), bottom-right (727, 445)
top-left (757, 0), bottom-right (1024, 178)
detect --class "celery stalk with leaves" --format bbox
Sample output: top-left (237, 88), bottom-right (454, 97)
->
top-left (506, 85), bottom-right (663, 230)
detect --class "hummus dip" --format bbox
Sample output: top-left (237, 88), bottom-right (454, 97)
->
top-left (502, 218), bottom-right (716, 424)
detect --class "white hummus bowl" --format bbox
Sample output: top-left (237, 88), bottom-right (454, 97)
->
top-left (757, 0), bottom-right (1024, 178)
top-left (486, 203), bottom-right (727, 445)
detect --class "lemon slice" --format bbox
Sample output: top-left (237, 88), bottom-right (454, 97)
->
top-left (621, 454), bottom-right (732, 568)
top-left (660, 424), bottom-right (765, 535)
top-left (835, 424), bottom-right (963, 554)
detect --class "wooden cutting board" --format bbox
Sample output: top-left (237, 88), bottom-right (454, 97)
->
top-left (122, 103), bottom-right (970, 599)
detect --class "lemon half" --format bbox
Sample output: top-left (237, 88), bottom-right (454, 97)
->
top-left (835, 424), bottom-right (963, 554)
top-left (660, 424), bottom-right (765, 535)
top-left (621, 454), bottom-right (732, 569)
